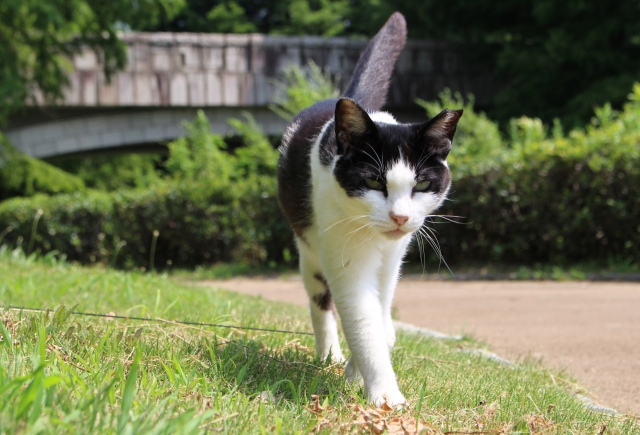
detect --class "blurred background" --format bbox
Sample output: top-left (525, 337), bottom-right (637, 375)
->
top-left (1, 0), bottom-right (639, 277)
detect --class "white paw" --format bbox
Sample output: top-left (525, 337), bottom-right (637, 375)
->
top-left (329, 351), bottom-right (346, 364)
top-left (345, 357), bottom-right (363, 383)
top-left (319, 346), bottom-right (345, 364)
top-left (368, 388), bottom-right (406, 408)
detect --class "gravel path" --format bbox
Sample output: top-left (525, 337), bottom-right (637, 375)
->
top-left (195, 277), bottom-right (640, 416)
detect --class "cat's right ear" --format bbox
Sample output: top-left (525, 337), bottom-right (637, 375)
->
top-left (335, 98), bottom-right (378, 154)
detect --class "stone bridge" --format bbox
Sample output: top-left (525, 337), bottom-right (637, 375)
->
top-left (5, 32), bottom-right (497, 159)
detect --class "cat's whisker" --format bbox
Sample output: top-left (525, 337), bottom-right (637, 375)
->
top-left (419, 226), bottom-right (453, 275)
top-left (428, 214), bottom-right (466, 224)
top-left (417, 227), bottom-right (439, 258)
top-left (366, 143), bottom-right (384, 171)
top-left (417, 231), bottom-right (443, 272)
top-left (416, 151), bottom-right (437, 170)
top-left (418, 229), bottom-right (442, 262)
top-left (359, 145), bottom-right (384, 172)
top-left (352, 226), bottom-right (379, 250)
top-left (414, 231), bottom-right (427, 276)
top-left (344, 221), bottom-right (375, 237)
top-left (323, 215), bottom-right (369, 233)
top-left (363, 162), bottom-right (382, 172)
top-left (341, 222), bottom-right (375, 268)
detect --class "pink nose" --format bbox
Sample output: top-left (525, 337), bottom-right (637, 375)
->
top-left (390, 212), bottom-right (409, 226)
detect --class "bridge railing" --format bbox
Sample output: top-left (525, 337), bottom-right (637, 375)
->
top-left (50, 32), bottom-right (495, 109)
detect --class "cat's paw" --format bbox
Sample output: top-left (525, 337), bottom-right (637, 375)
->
top-left (319, 346), bottom-right (345, 364)
top-left (345, 357), bottom-right (363, 383)
top-left (328, 352), bottom-right (346, 364)
top-left (368, 388), bottom-right (407, 408)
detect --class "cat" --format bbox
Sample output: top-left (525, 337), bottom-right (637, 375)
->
top-left (277, 12), bottom-right (463, 407)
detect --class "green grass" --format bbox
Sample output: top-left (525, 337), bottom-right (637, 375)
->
top-left (0, 246), bottom-right (638, 434)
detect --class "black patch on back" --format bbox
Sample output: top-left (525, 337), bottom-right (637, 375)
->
top-left (277, 99), bottom-right (339, 238)
top-left (312, 272), bottom-right (333, 311)
top-left (318, 121), bottom-right (335, 166)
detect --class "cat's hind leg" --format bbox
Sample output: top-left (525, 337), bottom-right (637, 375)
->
top-left (299, 243), bottom-right (345, 363)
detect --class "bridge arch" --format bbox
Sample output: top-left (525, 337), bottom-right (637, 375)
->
top-left (6, 32), bottom-right (496, 159)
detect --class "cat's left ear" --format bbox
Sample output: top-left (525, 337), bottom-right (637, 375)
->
top-left (335, 98), bottom-right (378, 154)
top-left (417, 109), bottom-right (463, 158)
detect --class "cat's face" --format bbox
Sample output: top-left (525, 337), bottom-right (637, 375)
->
top-left (332, 99), bottom-right (462, 239)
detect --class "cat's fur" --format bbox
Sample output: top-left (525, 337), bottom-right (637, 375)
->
top-left (277, 12), bottom-right (463, 406)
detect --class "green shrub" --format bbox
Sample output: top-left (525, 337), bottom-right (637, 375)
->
top-left (0, 133), bottom-right (85, 200)
top-left (410, 85), bottom-right (640, 265)
top-left (269, 61), bottom-right (339, 120)
top-left (2, 86), bottom-right (640, 269)
top-left (51, 153), bottom-right (162, 191)
top-left (0, 113), bottom-right (293, 269)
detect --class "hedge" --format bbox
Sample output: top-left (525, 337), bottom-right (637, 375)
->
top-left (0, 179), bottom-right (291, 269)
top-left (0, 113), bottom-right (293, 270)
top-left (1, 87), bottom-right (640, 268)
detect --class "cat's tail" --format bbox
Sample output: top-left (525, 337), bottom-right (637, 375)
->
top-left (342, 12), bottom-right (407, 111)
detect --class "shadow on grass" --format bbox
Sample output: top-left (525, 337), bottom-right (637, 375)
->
top-left (195, 337), bottom-right (350, 405)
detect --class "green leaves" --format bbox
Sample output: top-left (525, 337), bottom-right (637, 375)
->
top-left (411, 85), bottom-right (640, 266)
top-left (0, 0), bottom-right (184, 122)
top-left (270, 62), bottom-right (339, 121)
top-left (0, 134), bottom-right (86, 201)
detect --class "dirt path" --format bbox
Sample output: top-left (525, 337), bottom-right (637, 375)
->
top-left (196, 277), bottom-right (640, 415)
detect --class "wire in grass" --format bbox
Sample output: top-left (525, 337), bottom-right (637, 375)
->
top-left (2, 305), bottom-right (314, 336)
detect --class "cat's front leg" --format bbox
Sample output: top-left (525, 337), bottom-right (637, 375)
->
top-left (378, 238), bottom-right (411, 350)
top-left (326, 263), bottom-right (406, 407)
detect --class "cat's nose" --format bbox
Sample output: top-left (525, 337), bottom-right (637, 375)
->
top-left (390, 212), bottom-right (409, 226)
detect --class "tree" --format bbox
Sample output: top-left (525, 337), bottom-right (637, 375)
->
top-left (0, 0), bottom-right (183, 123)
top-left (377, 0), bottom-right (640, 127)
top-left (144, 0), bottom-right (350, 36)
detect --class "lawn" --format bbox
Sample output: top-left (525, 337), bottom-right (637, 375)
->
top-left (0, 246), bottom-right (638, 434)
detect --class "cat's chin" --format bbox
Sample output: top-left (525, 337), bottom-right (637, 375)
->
top-left (383, 229), bottom-right (410, 240)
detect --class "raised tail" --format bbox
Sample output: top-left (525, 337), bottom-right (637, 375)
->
top-left (342, 12), bottom-right (407, 111)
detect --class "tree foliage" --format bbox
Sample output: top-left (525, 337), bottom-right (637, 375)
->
top-left (361, 0), bottom-right (640, 127)
top-left (145, 0), bottom-right (350, 36)
top-left (143, 0), bottom-right (640, 127)
top-left (0, 0), bottom-right (184, 122)
top-left (372, 0), bottom-right (640, 127)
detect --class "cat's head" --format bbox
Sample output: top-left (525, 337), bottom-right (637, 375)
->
top-left (331, 98), bottom-right (462, 239)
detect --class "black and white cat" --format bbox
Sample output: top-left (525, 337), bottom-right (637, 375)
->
top-left (277, 12), bottom-right (462, 406)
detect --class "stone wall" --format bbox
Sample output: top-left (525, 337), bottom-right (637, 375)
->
top-left (57, 32), bottom-right (496, 108)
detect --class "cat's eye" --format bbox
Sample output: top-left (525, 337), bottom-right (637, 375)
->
top-left (365, 178), bottom-right (384, 190)
top-left (413, 180), bottom-right (431, 192)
